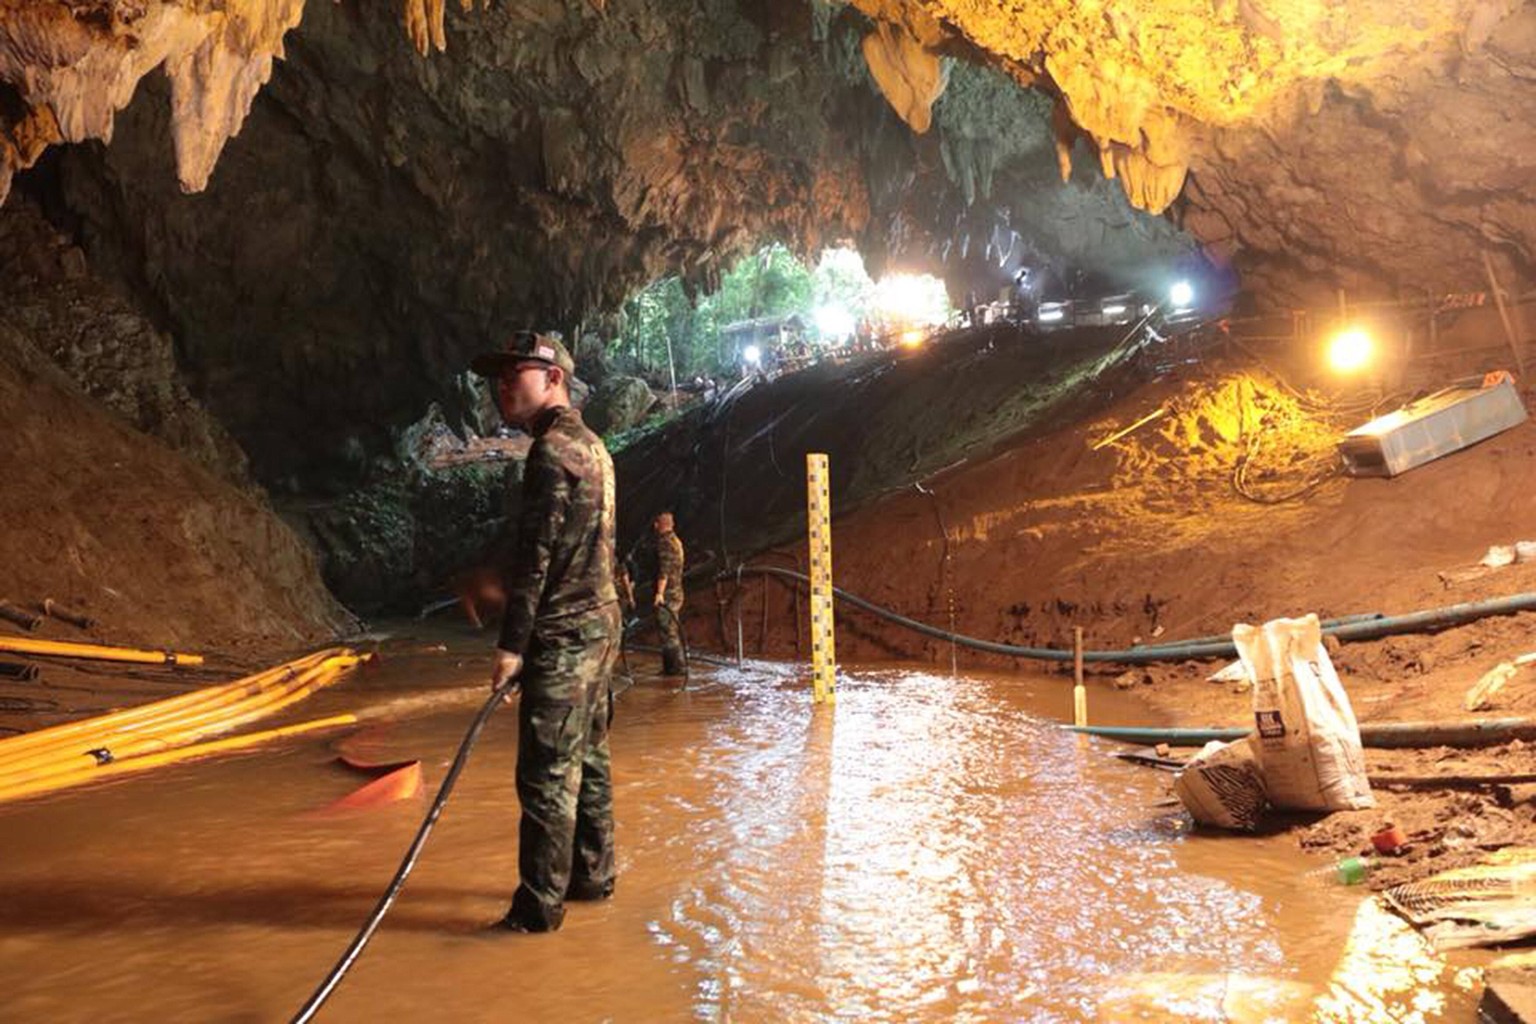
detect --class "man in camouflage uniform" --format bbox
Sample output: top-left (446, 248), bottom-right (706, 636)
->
top-left (652, 511), bottom-right (687, 676)
top-left (473, 330), bottom-right (621, 933)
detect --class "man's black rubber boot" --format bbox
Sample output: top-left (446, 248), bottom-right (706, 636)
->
top-left (566, 878), bottom-right (616, 902)
top-left (497, 889), bottom-right (565, 933)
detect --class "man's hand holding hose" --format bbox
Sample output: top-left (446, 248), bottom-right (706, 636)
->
top-left (490, 649), bottom-right (523, 701)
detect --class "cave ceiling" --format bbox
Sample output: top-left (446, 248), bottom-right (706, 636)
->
top-left (2, 0), bottom-right (1533, 483)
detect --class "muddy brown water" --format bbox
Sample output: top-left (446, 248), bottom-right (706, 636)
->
top-left (0, 643), bottom-right (1490, 1022)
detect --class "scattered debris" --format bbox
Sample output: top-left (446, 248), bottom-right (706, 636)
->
top-left (1207, 659), bottom-right (1246, 683)
top-left (1091, 404), bottom-right (1168, 451)
top-left (1467, 653), bottom-right (1536, 711)
top-left (1440, 541), bottom-right (1536, 588)
top-left (1372, 823), bottom-right (1408, 854)
top-left (1384, 847), bottom-right (1536, 949)
top-left (0, 600), bottom-right (41, 631)
top-left (43, 598), bottom-right (96, 630)
top-left (1173, 737), bottom-right (1267, 830)
top-left (1113, 669), bottom-right (1150, 689)
top-left (1111, 746), bottom-right (1187, 771)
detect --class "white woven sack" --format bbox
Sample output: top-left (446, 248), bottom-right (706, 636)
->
top-left (1233, 613), bottom-right (1374, 812)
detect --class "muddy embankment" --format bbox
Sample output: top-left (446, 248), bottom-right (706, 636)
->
top-left (629, 318), bottom-right (1536, 874)
top-left (644, 325), bottom-right (1536, 722)
top-left (0, 204), bottom-right (353, 737)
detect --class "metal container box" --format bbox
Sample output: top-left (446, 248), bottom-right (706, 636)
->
top-left (1338, 377), bottom-right (1528, 477)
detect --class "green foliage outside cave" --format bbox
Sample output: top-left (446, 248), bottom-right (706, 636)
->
top-left (613, 244), bottom-right (876, 381)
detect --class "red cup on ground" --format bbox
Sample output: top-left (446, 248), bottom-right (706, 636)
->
top-left (1371, 824), bottom-right (1407, 854)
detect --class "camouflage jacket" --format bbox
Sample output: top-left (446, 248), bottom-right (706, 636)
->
top-left (656, 529), bottom-right (685, 606)
top-left (498, 406), bottom-right (619, 657)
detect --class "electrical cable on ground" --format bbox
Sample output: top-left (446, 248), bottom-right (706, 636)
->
top-left (1231, 433), bottom-right (1345, 505)
top-left (290, 674), bottom-right (519, 1024)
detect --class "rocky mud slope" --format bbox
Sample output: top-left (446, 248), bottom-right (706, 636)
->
top-left (0, 204), bottom-right (352, 736)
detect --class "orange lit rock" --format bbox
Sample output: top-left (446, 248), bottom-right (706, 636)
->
top-left (860, 21), bottom-right (947, 134)
top-left (0, 0), bottom-right (305, 200)
top-left (844, 0), bottom-right (1476, 215)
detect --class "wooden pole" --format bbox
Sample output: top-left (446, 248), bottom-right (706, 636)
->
top-left (664, 330), bottom-right (679, 409)
top-left (1072, 626), bottom-right (1087, 727)
top-left (1482, 250), bottom-right (1528, 379)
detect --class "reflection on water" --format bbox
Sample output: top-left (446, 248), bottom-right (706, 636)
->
top-left (0, 651), bottom-right (1485, 1022)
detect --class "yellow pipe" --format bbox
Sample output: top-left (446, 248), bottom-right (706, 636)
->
top-left (0, 713), bottom-right (359, 805)
top-left (97, 654), bottom-right (357, 745)
top-left (0, 636), bottom-right (205, 666)
top-left (0, 654), bottom-right (323, 763)
top-left (0, 649), bottom-right (341, 767)
top-left (0, 661), bottom-right (340, 782)
top-left (0, 656), bottom-right (359, 783)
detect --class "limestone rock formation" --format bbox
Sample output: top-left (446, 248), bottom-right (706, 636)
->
top-left (3, 0), bottom-right (1535, 484)
top-left (860, 20), bottom-right (947, 133)
top-left (841, 0), bottom-right (1536, 303)
top-left (0, 200), bottom-right (250, 483)
top-left (9, 1), bottom-right (1181, 487)
top-left (0, 0), bottom-right (304, 202)
top-left (584, 375), bottom-right (656, 436)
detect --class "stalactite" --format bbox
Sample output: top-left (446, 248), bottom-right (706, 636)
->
top-left (0, 0), bottom-right (306, 197)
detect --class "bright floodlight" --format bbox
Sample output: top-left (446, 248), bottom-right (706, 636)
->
top-left (1327, 328), bottom-right (1374, 374)
top-left (815, 304), bottom-right (855, 339)
top-left (899, 328), bottom-right (926, 348)
top-left (1038, 305), bottom-right (1066, 322)
top-left (874, 273), bottom-right (949, 326)
top-left (1169, 280), bottom-right (1194, 308)
top-left (744, 345), bottom-right (762, 365)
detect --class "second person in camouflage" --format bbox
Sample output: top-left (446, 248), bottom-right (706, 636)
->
top-left (652, 511), bottom-right (687, 676)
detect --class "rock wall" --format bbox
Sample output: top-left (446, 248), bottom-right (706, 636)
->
top-left (8, 0), bottom-right (1533, 486)
top-left (844, 0), bottom-right (1536, 305)
top-left (0, 199), bottom-right (249, 483)
top-left (0, 309), bottom-right (351, 651)
top-left (9, 1), bottom-right (1184, 486)
top-left (0, 0), bottom-right (304, 203)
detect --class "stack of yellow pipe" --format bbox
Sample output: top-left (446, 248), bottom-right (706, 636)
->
top-left (0, 648), bottom-right (363, 805)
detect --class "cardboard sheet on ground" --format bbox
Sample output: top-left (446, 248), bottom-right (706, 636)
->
top-left (1384, 847), bottom-right (1536, 949)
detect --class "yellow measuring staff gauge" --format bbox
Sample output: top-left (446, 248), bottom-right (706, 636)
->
top-left (806, 453), bottom-right (836, 705)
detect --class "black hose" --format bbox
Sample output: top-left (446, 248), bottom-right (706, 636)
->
top-left (730, 565), bottom-right (1536, 666)
top-left (290, 675), bottom-right (519, 1023)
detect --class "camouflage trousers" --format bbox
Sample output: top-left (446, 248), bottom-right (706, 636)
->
top-left (508, 603), bottom-right (621, 931)
top-left (658, 598), bottom-right (686, 675)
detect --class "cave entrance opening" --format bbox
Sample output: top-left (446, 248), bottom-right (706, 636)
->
top-left (612, 244), bottom-right (951, 395)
